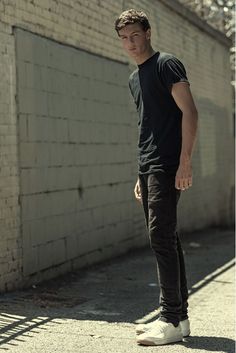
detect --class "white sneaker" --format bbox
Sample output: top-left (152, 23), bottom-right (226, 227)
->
top-left (136, 318), bottom-right (190, 337)
top-left (136, 321), bottom-right (183, 346)
top-left (180, 318), bottom-right (191, 337)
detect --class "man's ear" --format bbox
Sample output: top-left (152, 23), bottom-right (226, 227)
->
top-left (146, 28), bottom-right (151, 40)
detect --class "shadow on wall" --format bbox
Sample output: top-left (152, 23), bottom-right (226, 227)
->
top-left (179, 96), bottom-right (234, 231)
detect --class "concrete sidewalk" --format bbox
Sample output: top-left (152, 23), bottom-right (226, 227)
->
top-left (0, 228), bottom-right (235, 353)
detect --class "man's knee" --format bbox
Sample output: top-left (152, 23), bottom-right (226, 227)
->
top-left (149, 226), bottom-right (178, 251)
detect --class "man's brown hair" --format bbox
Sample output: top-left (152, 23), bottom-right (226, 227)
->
top-left (115, 9), bottom-right (151, 34)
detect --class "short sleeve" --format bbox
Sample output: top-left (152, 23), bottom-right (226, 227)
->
top-left (161, 57), bottom-right (190, 92)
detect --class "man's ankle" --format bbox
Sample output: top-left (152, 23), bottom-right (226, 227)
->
top-left (158, 316), bottom-right (179, 327)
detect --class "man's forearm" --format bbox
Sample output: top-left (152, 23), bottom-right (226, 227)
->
top-left (179, 110), bottom-right (198, 164)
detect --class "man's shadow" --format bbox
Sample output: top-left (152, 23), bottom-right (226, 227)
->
top-left (182, 335), bottom-right (235, 353)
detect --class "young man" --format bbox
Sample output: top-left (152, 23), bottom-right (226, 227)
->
top-left (115, 9), bottom-right (198, 346)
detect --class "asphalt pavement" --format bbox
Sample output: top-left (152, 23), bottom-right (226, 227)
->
top-left (0, 227), bottom-right (235, 353)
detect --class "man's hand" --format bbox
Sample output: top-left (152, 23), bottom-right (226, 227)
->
top-left (134, 178), bottom-right (142, 202)
top-left (175, 160), bottom-right (193, 191)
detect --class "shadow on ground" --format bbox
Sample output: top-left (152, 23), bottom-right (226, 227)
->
top-left (0, 227), bottom-right (234, 352)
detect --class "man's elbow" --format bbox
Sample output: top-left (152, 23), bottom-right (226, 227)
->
top-left (193, 107), bottom-right (198, 123)
top-left (192, 108), bottom-right (198, 137)
top-left (191, 108), bottom-right (198, 131)
top-left (182, 107), bottom-right (198, 133)
top-left (183, 106), bottom-right (198, 121)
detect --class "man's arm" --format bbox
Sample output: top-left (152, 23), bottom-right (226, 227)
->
top-left (171, 82), bottom-right (198, 191)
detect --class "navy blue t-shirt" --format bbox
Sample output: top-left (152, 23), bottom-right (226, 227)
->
top-left (129, 51), bottom-right (190, 174)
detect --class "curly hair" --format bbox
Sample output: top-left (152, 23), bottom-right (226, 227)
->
top-left (115, 9), bottom-right (151, 34)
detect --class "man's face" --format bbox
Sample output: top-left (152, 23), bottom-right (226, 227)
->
top-left (118, 23), bottom-right (151, 60)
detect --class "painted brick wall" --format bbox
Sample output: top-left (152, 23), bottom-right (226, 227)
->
top-left (0, 21), bottom-right (22, 292)
top-left (15, 27), bottom-right (139, 279)
top-left (0, 0), bottom-right (233, 292)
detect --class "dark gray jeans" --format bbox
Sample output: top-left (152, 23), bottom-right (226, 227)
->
top-left (139, 169), bottom-right (189, 327)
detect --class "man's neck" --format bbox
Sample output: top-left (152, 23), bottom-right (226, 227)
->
top-left (135, 47), bottom-right (156, 65)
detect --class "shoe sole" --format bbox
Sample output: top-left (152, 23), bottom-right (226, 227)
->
top-left (136, 329), bottom-right (150, 335)
top-left (137, 335), bottom-right (183, 346)
top-left (136, 329), bottom-right (191, 337)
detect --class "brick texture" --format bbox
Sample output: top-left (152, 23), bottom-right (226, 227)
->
top-left (0, 0), bottom-right (233, 292)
